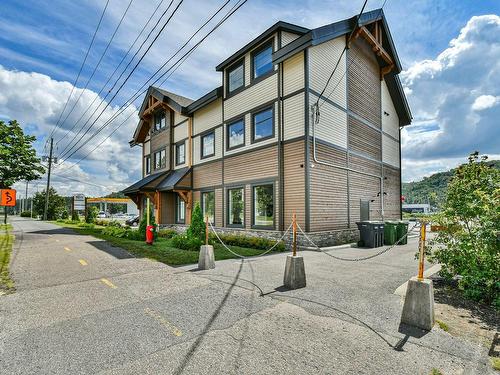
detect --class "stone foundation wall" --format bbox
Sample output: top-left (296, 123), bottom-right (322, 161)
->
top-left (158, 224), bottom-right (360, 249)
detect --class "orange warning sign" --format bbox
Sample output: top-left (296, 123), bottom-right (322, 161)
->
top-left (0, 189), bottom-right (16, 206)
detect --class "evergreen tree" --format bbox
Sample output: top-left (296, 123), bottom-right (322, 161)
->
top-left (187, 202), bottom-right (205, 242)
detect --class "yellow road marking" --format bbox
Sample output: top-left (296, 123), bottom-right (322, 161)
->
top-left (64, 247), bottom-right (71, 252)
top-left (144, 307), bottom-right (183, 337)
top-left (100, 278), bottom-right (117, 289)
top-left (78, 259), bottom-right (88, 266)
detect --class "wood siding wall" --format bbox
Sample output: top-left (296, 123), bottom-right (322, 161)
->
top-left (283, 140), bottom-right (305, 228)
top-left (192, 161), bottom-right (223, 189)
top-left (224, 145), bottom-right (278, 184)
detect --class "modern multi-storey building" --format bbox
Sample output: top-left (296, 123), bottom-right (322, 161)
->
top-left (123, 9), bottom-right (411, 245)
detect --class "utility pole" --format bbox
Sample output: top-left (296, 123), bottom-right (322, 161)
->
top-left (24, 180), bottom-right (28, 214)
top-left (43, 137), bottom-right (54, 221)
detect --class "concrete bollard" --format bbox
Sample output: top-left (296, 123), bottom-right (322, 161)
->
top-left (198, 245), bottom-right (215, 270)
top-left (283, 255), bottom-right (306, 289)
top-left (400, 277), bottom-right (435, 330)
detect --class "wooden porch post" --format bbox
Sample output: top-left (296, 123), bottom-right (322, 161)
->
top-left (155, 191), bottom-right (161, 224)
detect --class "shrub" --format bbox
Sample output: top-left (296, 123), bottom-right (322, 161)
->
top-left (20, 211), bottom-right (31, 218)
top-left (85, 206), bottom-right (98, 224)
top-left (125, 229), bottom-right (144, 241)
top-left (187, 202), bottom-right (205, 242)
top-left (158, 229), bottom-right (177, 239)
top-left (60, 209), bottom-right (69, 220)
top-left (107, 220), bottom-right (122, 228)
top-left (71, 210), bottom-right (80, 222)
top-left (429, 153), bottom-right (500, 307)
top-left (172, 234), bottom-right (202, 251)
top-left (102, 226), bottom-right (129, 238)
top-left (209, 233), bottom-right (285, 252)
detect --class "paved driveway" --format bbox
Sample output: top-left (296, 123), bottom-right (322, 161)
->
top-left (0, 217), bottom-right (492, 374)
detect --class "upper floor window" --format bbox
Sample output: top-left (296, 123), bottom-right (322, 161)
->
top-left (175, 142), bottom-right (185, 165)
top-left (201, 131), bottom-right (215, 159)
top-left (153, 111), bottom-right (166, 132)
top-left (252, 107), bottom-right (274, 142)
top-left (227, 60), bottom-right (244, 93)
top-left (227, 119), bottom-right (245, 150)
top-left (144, 155), bottom-right (151, 175)
top-left (153, 149), bottom-right (166, 170)
top-left (252, 41), bottom-right (273, 80)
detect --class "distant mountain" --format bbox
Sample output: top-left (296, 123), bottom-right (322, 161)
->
top-left (402, 160), bottom-right (499, 208)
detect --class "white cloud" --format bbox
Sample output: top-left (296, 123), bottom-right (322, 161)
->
top-left (471, 94), bottom-right (500, 111)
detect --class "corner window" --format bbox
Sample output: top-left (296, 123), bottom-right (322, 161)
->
top-left (153, 111), bottom-right (166, 131)
top-left (227, 61), bottom-right (244, 93)
top-left (201, 131), bottom-right (215, 159)
top-left (201, 191), bottom-right (215, 224)
top-left (227, 119), bottom-right (245, 149)
top-left (252, 41), bottom-right (273, 79)
top-left (252, 107), bottom-right (274, 142)
top-left (176, 195), bottom-right (185, 224)
top-left (153, 149), bottom-right (166, 170)
top-left (175, 142), bottom-right (185, 165)
top-left (253, 184), bottom-right (274, 228)
top-left (144, 155), bottom-right (151, 175)
top-left (227, 188), bottom-right (244, 226)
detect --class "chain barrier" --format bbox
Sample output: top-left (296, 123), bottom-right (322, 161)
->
top-left (296, 222), bottom-right (421, 262)
top-left (208, 221), bottom-right (293, 259)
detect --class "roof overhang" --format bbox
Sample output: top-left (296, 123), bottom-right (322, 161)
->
top-left (122, 167), bottom-right (192, 196)
top-left (186, 87), bottom-right (223, 114)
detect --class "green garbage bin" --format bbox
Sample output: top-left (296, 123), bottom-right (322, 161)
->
top-left (384, 221), bottom-right (398, 245)
top-left (396, 221), bottom-right (409, 245)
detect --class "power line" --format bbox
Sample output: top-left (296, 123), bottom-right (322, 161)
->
top-left (55, 0), bottom-right (168, 151)
top-left (58, 0), bottom-right (180, 158)
top-left (54, 0), bottom-right (135, 148)
top-left (46, 0), bottom-right (110, 144)
top-left (58, 0), bottom-right (245, 170)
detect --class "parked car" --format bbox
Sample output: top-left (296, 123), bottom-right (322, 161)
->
top-left (97, 211), bottom-right (107, 218)
top-left (125, 215), bottom-right (139, 227)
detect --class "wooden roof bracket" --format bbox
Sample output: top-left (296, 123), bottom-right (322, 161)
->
top-left (381, 64), bottom-right (395, 80)
top-left (358, 25), bottom-right (393, 66)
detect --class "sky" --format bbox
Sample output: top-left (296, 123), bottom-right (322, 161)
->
top-left (0, 0), bottom-right (499, 198)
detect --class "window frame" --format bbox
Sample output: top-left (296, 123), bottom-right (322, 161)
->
top-left (153, 148), bottom-right (166, 170)
top-left (226, 186), bottom-right (245, 228)
top-left (201, 190), bottom-right (215, 224)
top-left (251, 105), bottom-right (275, 144)
top-left (226, 58), bottom-right (245, 97)
top-left (175, 141), bottom-right (186, 166)
top-left (251, 182), bottom-right (275, 230)
top-left (200, 130), bottom-right (216, 159)
top-left (226, 117), bottom-right (245, 151)
top-left (153, 110), bottom-right (167, 132)
top-left (175, 195), bottom-right (186, 224)
top-left (144, 155), bottom-right (151, 175)
top-left (250, 39), bottom-right (274, 83)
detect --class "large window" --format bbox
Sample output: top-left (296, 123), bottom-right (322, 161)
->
top-left (253, 184), bottom-right (274, 228)
top-left (227, 119), bottom-right (245, 149)
top-left (227, 188), bottom-right (244, 226)
top-left (153, 111), bottom-right (166, 132)
top-left (144, 155), bottom-right (151, 175)
top-left (252, 41), bottom-right (273, 80)
top-left (201, 131), bottom-right (215, 159)
top-left (252, 107), bottom-right (273, 142)
top-left (175, 142), bottom-right (185, 165)
top-left (227, 61), bottom-right (244, 93)
top-left (201, 191), bottom-right (215, 224)
top-left (153, 149), bottom-right (166, 170)
top-left (176, 195), bottom-right (185, 224)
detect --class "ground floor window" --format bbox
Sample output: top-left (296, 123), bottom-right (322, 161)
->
top-left (201, 191), bottom-right (215, 224)
top-left (253, 184), bottom-right (274, 228)
top-left (176, 195), bottom-right (185, 224)
top-left (227, 187), bottom-right (244, 226)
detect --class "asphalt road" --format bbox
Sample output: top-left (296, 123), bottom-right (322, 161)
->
top-left (0, 217), bottom-right (492, 374)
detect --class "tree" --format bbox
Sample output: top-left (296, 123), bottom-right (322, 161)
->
top-left (0, 120), bottom-right (45, 188)
top-left (429, 152), bottom-right (500, 307)
top-left (85, 206), bottom-right (98, 224)
top-left (32, 188), bottom-right (66, 220)
top-left (187, 202), bottom-right (205, 242)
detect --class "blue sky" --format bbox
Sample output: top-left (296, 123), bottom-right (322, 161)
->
top-left (0, 0), bottom-right (499, 196)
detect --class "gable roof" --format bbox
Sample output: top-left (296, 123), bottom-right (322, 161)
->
top-left (137, 86), bottom-right (194, 117)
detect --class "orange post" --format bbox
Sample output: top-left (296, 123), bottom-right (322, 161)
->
top-left (205, 215), bottom-right (209, 245)
top-left (417, 221), bottom-right (427, 280)
top-left (292, 212), bottom-right (297, 257)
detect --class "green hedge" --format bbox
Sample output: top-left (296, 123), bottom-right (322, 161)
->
top-left (210, 233), bottom-right (286, 252)
top-left (171, 234), bottom-right (202, 251)
top-left (158, 229), bottom-right (177, 239)
top-left (20, 211), bottom-right (31, 218)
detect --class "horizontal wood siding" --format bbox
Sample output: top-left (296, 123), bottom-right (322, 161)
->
top-left (382, 134), bottom-right (400, 168)
top-left (381, 80), bottom-right (399, 139)
top-left (283, 51), bottom-right (304, 96)
top-left (143, 139), bottom-right (150, 155)
top-left (283, 93), bottom-right (304, 140)
top-left (309, 143), bottom-right (348, 231)
top-left (348, 117), bottom-right (381, 160)
top-left (215, 188), bottom-right (223, 227)
top-left (193, 99), bottom-right (222, 136)
top-left (349, 155), bottom-right (382, 222)
top-left (309, 92), bottom-right (347, 148)
top-left (192, 161), bottom-right (222, 189)
top-left (281, 31), bottom-right (300, 46)
top-left (174, 112), bottom-right (188, 126)
top-left (348, 38), bottom-right (381, 128)
top-left (173, 121), bottom-right (187, 143)
top-left (383, 165), bottom-right (401, 220)
top-left (224, 146), bottom-right (278, 184)
top-left (283, 140), bottom-right (305, 229)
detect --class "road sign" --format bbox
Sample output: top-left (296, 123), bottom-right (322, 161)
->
top-left (73, 194), bottom-right (86, 211)
top-left (0, 189), bottom-right (16, 206)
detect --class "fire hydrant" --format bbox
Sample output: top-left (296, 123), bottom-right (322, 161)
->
top-left (146, 225), bottom-right (154, 245)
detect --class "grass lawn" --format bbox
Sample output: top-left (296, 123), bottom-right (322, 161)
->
top-left (0, 224), bottom-right (14, 293)
top-left (51, 221), bottom-right (283, 266)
